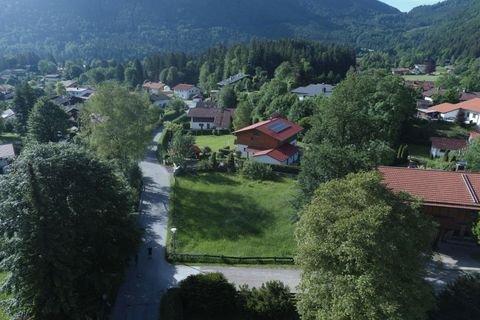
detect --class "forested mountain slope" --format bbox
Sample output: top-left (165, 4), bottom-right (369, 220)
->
top-left (0, 0), bottom-right (399, 60)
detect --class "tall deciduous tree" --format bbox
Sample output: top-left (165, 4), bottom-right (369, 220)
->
top-left (296, 172), bottom-right (435, 320)
top-left (81, 83), bottom-right (156, 164)
top-left (27, 97), bottom-right (70, 143)
top-left (12, 82), bottom-right (39, 135)
top-left (233, 100), bottom-right (253, 130)
top-left (168, 130), bottom-right (195, 166)
top-left (465, 139), bottom-right (480, 172)
top-left (217, 85), bottom-right (237, 108)
top-left (0, 143), bottom-right (139, 319)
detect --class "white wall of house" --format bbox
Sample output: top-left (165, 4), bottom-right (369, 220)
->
top-left (439, 110), bottom-right (459, 122)
top-left (153, 99), bottom-right (169, 108)
top-left (174, 87), bottom-right (200, 100)
top-left (465, 110), bottom-right (480, 125)
top-left (191, 121), bottom-right (215, 130)
top-left (430, 147), bottom-right (446, 158)
top-left (236, 144), bottom-right (249, 158)
top-left (253, 155), bottom-right (284, 165)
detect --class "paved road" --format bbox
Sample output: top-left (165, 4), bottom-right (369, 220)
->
top-left (110, 128), bottom-right (300, 320)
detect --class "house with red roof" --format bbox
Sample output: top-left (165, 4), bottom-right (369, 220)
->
top-left (426, 98), bottom-right (480, 125)
top-left (430, 137), bottom-right (467, 158)
top-left (143, 81), bottom-right (166, 95)
top-left (379, 166), bottom-right (480, 243)
top-left (233, 117), bottom-right (303, 165)
top-left (173, 84), bottom-right (200, 100)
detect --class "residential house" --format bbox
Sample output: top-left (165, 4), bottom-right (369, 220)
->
top-left (143, 81), bottom-right (166, 95)
top-left (1, 108), bottom-right (16, 122)
top-left (430, 137), bottom-right (467, 158)
top-left (44, 74), bottom-right (61, 82)
top-left (151, 93), bottom-right (171, 108)
top-left (425, 98), bottom-right (480, 125)
top-left (460, 91), bottom-right (480, 102)
top-left (0, 143), bottom-right (15, 174)
top-left (391, 68), bottom-right (411, 75)
top-left (379, 166), bottom-right (480, 244)
top-left (234, 117), bottom-right (303, 165)
top-left (66, 87), bottom-right (94, 101)
top-left (187, 107), bottom-right (234, 131)
top-left (414, 64), bottom-right (428, 74)
top-left (59, 80), bottom-right (78, 88)
top-left (217, 73), bottom-right (251, 87)
top-left (173, 84), bottom-right (200, 100)
top-left (291, 83), bottom-right (334, 100)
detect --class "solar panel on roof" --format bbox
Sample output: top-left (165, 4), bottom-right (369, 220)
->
top-left (267, 121), bottom-right (291, 133)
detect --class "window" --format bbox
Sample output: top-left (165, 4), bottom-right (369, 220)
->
top-left (207, 123), bottom-right (210, 129)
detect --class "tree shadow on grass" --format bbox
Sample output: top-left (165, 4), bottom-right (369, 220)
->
top-left (172, 186), bottom-right (273, 241)
top-left (181, 173), bottom-right (242, 187)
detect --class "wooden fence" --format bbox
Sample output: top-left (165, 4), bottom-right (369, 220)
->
top-left (167, 252), bottom-right (294, 265)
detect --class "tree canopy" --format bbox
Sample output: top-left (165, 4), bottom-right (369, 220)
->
top-left (27, 96), bottom-right (70, 143)
top-left (81, 82), bottom-right (157, 164)
top-left (0, 143), bottom-right (139, 319)
top-left (296, 171), bottom-right (435, 320)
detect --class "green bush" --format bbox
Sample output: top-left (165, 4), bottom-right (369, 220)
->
top-left (429, 274), bottom-right (480, 320)
top-left (270, 164), bottom-right (300, 175)
top-left (196, 160), bottom-right (212, 172)
top-left (241, 160), bottom-right (274, 180)
top-left (238, 281), bottom-right (298, 320)
top-left (159, 288), bottom-right (184, 320)
top-left (210, 152), bottom-right (218, 170)
top-left (178, 273), bottom-right (237, 320)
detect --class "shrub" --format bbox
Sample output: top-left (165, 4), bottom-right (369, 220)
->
top-left (429, 274), bottom-right (480, 320)
top-left (196, 159), bottom-right (212, 172)
top-left (270, 164), bottom-right (300, 175)
top-left (241, 160), bottom-right (274, 180)
top-left (178, 273), bottom-right (237, 320)
top-left (238, 281), bottom-right (298, 320)
top-left (159, 288), bottom-right (184, 320)
top-left (227, 153), bottom-right (236, 172)
top-left (210, 152), bottom-right (218, 170)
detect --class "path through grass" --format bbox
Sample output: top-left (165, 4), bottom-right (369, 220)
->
top-left (171, 173), bottom-right (296, 257)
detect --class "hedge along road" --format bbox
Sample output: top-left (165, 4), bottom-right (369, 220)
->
top-left (109, 127), bottom-right (301, 320)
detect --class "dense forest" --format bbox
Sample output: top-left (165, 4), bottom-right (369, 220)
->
top-left (0, 0), bottom-right (398, 60)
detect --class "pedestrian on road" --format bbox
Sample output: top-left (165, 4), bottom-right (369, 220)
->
top-left (148, 247), bottom-right (152, 259)
top-left (134, 254), bottom-right (138, 266)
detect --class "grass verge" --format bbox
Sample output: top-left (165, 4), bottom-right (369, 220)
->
top-left (195, 135), bottom-right (235, 152)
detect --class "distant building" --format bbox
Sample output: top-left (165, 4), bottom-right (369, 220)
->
top-left (187, 107), bottom-right (234, 131)
top-left (234, 116), bottom-right (303, 165)
top-left (44, 74), bottom-right (61, 82)
top-left (173, 84), bottom-right (200, 100)
top-left (217, 73), bottom-right (251, 87)
top-left (151, 93), bottom-right (171, 108)
top-left (0, 143), bottom-right (15, 174)
top-left (66, 87), bottom-right (94, 101)
top-left (391, 68), bottom-right (411, 75)
top-left (143, 81), bottom-right (166, 95)
top-left (291, 83), bottom-right (334, 100)
top-left (425, 98), bottom-right (480, 125)
top-left (59, 80), bottom-right (78, 88)
top-left (430, 137), bottom-right (467, 158)
top-left (1, 108), bottom-right (16, 122)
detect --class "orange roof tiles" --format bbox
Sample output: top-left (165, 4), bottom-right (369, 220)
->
top-left (378, 166), bottom-right (480, 210)
top-left (234, 117), bottom-right (303, 142)
top-left (428, 98), bottom-right (480, 114)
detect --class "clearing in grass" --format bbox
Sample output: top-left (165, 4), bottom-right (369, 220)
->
top-left (170, 173), bottom-right (296, 257)
top-left (195, 135), bottom-right (235, 152)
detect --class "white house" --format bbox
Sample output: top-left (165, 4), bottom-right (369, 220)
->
top-left (186, 107), bottom-right (234, 131)
top-left (151, 93), bottom-right (171, 108)
top-left (173, 84), bottom-right (200, 100)
top-left (0, 143), bottom-right (15, 174)
top-left (426, 98), bottom-right (480, 125)
top-left (291, 83), bottom-right (334, 100)
top-left (143, 81), bottom-right (166, 95)
top-left (430, 137), bottom-right (467, 158)
top-left (1, 108), bottom-right (16, 122)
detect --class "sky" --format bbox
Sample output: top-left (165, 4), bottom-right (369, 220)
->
top-left (381, 0), bottom-right (444, 12)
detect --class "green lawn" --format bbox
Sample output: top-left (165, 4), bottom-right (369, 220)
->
top-left (0, 133), bottom-right (20, 145)
top-left (403, 75), bottom-right (440, 82)
top-left (409, 144), bottom-right (431, 161)
top-left (195, 135), bottom-right (235, 152)
top-left (170, 173), bottom-right (296, 257)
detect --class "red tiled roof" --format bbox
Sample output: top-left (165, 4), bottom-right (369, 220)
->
top-left (173, 84), bottom-right (195, 91)
top-left (427, 103), bottom-right (457, 113)
top-left (460, 92), bottom-right (480, 102)
top-left (378, 166), bottom-right (480, 210)
top-left (251, 144), bottom-right (299, 162)
top-left (430, 137), bottom-right (467, 151)
top-left (428, 98), bottom-right (480, 114)
top-left (234, 118), bottom-right (303, 142)
top-left (143, 81), bottom-right (165, 90)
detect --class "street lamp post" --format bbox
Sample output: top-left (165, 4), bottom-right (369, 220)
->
top-left (170, 227), bottom-right (177, 257)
